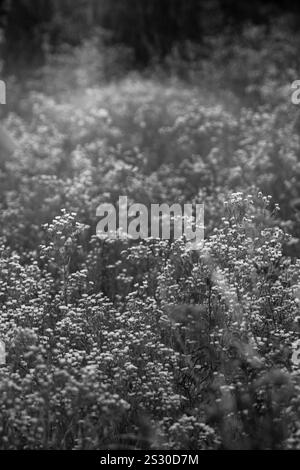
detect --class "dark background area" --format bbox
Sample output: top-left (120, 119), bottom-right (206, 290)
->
top-left (1, 0), bottom-right (300, 71)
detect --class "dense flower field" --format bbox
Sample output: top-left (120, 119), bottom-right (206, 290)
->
top-left (0, 22), bottom-right (300, 449)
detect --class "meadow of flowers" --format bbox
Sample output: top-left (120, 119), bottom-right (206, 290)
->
top-left (0, 20), bottom-right (300, 450)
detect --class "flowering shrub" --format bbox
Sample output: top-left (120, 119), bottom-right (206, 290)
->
top-left (0, 22), bottom-right (300, 449)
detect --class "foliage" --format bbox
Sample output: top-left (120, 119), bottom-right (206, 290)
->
top-left (0, 16), bottom-right (300, 450)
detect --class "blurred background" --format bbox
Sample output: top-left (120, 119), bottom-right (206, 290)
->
top-left (1, 0), bottom-right (300, 251)
top-left (1, 0), bottom-right (300, 70)
top-left (1, 1), bottom-right (300, 90)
